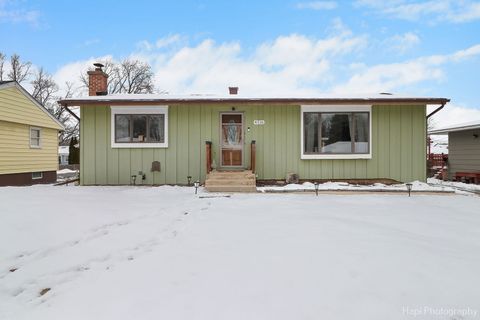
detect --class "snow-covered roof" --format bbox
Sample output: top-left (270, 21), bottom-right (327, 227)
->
top-left (59, 92), bottom-right (449, 106)
top-left (429, 120), bottom-right (480, 134)
top-left (429, 135), bottom-right (448, 154)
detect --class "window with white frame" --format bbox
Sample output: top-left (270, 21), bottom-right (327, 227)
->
top-left (301, 105), bottom-right (372, 159)
top-left (30, 127), bottom-right (41, 148)
top-left (111, 106), bottom-right (168, 148)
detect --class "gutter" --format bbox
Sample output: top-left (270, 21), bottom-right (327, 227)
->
top-left (58, 97), bottom-right (451, 106)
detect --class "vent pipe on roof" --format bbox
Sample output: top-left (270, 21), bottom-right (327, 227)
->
top-left (229, 87), bottom-right (238, 95)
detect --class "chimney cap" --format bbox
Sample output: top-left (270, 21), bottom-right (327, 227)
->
top-left (229, 86), bottom-right (238, 95)
top-left (93, 63), bottom-right (105, 70)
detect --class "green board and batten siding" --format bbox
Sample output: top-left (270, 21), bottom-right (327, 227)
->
top-left (79, 104), bottom-right (426, 185)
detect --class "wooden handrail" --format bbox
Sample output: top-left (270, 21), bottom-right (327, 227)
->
top-left (250, 140), bottom-right (256, 174)
top-left (206, 141), bottom-right (212, 174)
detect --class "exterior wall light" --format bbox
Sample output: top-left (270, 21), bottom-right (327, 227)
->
top-left (194, 180), bottom-right (200, 194)
top-left (406, 183), bottom-right (413, 197)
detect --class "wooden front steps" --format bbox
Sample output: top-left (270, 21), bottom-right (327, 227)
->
top-left (205, 170), bottom-right (257, 192)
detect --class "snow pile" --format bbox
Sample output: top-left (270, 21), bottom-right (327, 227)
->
top-left (428, 178), bottom-right (480, 192)
top-left (1, 186), bottom-right (479, 319)
top-left (258, 180), bottom-right (455, 193)
top-left (56, 169), bottom-right (77, 175)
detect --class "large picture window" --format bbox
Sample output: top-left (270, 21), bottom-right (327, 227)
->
top-left (111, 106), bottom-right (168, 148)
top-left (301, 106), bottom-right (371, 159)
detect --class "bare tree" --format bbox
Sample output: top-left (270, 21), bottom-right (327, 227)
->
top-left (0, 52), bottom-right (5, 81)
top-left (57, 82), bottom-right (80, 144)
top-left (31, 67), bottom-right (58, 105)
top-left (31, 69), bottom-right (79, 144)
top-left (81, 58), bottom-right (155, 94)
top-left (7, 54), bottom-right (31, 83)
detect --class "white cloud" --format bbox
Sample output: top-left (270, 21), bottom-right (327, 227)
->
top-left (451, 44), bottom-right (480, 61)
top-left (55, 26), bottom-right (367, 96)
top-left (51, 28), bottom-right (480, 128)
top-left (0, 0), bottom-right (40, 26)
top-left (137, 34), bottom-right (185, 51)
top-left (385, 32), bottom-right (421, 54)
top-left (53, 55), bottom-right (113, 96)
top-left (296, 1), bottom-right (338, 10)
top-left (53, 33), bottom-right (480, 101)
top-left (156, 34), bottom-right (183, 48)
top-left (355, 0), bottom-right (480, 23)
top-left (332, 60), bottom-right (444, 93)
top-left (332, 43), bottom-right (480, 94)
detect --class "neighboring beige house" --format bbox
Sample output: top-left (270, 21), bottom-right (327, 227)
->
top-left (429, 120), bottom-right (480, 183)
top-left (0, 81), bottom-right (64, 186)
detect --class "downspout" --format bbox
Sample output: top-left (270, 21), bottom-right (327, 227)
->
top-left (426, 102), bottom-right (446, 119)
top-left (60, 103), bottom-right (80, 121)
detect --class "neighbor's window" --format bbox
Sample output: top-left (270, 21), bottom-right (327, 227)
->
top-left (30, 127), bottom-right (41, 148)
top-left (301, 106), bottom-right (371, 159)
top-left (111, 106), bottom-right (168, 148)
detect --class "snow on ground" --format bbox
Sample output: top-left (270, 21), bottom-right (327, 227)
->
top-left (1, 186), bottom-right (480, 320)
top-left (258, 180), bottom-right (456, 193)
top-left (428, 178), bottom-right (480, 193)
top-left (56, 168), bottom-right (78, 175)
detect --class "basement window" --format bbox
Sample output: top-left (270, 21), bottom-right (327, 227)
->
top-left (301, 105), bottom-right (372, 159)
top-left (111, 106), bottom-right (168, 148)
top-left (32, 172), bottom-right (43, 180)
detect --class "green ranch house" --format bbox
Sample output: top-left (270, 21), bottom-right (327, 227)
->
top-left (59, 64), bottom-right (449, 191)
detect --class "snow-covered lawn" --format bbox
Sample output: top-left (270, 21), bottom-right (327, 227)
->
top-left (1, 186), bottom-right (479, 320)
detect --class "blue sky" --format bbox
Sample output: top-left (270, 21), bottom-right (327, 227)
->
top-left (1, 0), bottom-right (480, 126)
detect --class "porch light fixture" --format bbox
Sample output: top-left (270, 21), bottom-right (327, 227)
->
top-left (314, 182), bottom-right (319, 196)
top-left (406, 183), bottom-right (413, 197)
top-left (187, 176), bottom-right (192, 186)
top-left (194, 180), bottom-right (200, 194)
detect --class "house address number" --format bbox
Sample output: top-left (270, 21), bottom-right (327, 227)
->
top-left (253, 120), bottom-right (265, 125)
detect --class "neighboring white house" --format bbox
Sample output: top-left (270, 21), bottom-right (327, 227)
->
top-left (58, 146), bottom-right (69, 165)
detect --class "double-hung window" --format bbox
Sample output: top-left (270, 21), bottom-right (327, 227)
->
top-left (30, 127), bottom-right (41, 148)
top-left (301, 105), bottom-right (371, 159)
top-left (111, 106), bottom-right (168, 148)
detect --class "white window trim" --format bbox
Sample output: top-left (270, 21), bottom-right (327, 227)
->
top-left (30, 127), bottom-right (42, 149)
top-left (300, 105), bottom-right (372, 160)
top-left (110, 106), bottom-right (169, 148)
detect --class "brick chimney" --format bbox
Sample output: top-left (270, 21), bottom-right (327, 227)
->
top-left (87, 63), bottom-right (108, 96)
top-left (228, 86), bottom-right (238, 95)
